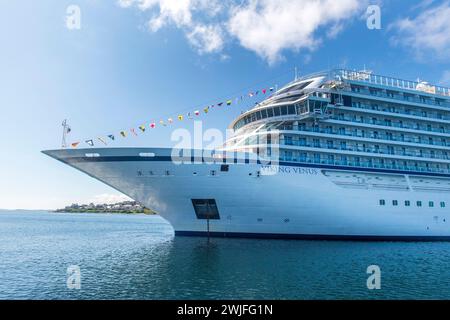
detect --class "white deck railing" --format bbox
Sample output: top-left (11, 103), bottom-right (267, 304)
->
top-left (337, 69), bottom-right (450, 98)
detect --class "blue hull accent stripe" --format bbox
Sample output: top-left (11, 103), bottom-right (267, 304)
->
top-left (62, 155), bottom-right (450, 178)
top-left (175, 230), bottom-right (450, 242)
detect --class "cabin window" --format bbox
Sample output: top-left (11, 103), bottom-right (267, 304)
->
top-left (405, 200), bottom-right (410, 207)
top-left (393, 200), bottom-right (398, 206)
top-left (299, 138), bottom-right (306, 146)
top-left (429, 201), bottom-right (434, 208)
top-left (417, 201), bottom-right (422, 207)
top-left (441, 202), bottom-right (446, 208)
top-left (313, 139), bottom-right (320, 147)
top-left (379, 200), bottom-right (385, 206)
top-left (285, 136), bottom-right (293, 145)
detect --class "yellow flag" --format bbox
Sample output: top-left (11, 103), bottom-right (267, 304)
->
top-left (178, 115), bottom-right (183, 121)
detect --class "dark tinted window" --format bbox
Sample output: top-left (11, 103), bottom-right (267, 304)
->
top-left (191, 199), bottom-right (220, 220)
top-left (288, 105), bottom-right (296, 114)
top-left (277, 81), bottom-right (312, 95)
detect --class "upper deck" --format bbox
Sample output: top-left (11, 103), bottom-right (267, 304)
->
top-left (230, 69), bottom-right (450, 132)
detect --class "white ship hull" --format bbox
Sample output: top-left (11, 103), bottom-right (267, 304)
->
top-left (43, 147), bottom-right (450, 240)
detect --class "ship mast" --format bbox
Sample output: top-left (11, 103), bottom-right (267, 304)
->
top-left (61, 119), bottom-right (70, 148)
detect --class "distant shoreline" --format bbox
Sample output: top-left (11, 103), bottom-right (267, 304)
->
top-left (54, 200), bottom-right (156, 215)
top-left (53, 209), bottom-right (155, 215)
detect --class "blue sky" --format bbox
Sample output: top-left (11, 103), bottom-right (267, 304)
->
top-left (1, 0), bottom-right (450, 209)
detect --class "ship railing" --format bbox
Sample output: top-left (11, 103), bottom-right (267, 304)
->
top-left (281, 69), bottom-right (450, 98)
top-left (336, 69), bottom-right (450, 98)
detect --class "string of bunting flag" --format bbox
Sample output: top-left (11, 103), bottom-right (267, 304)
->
top-left (69, 85), bottom-right (277, 148)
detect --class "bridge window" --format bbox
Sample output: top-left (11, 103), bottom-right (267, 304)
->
top-left (288, 105), bottom-right (296, 114)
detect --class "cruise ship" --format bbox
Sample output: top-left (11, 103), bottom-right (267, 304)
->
top-left (43, 69), bottom-right (450, 240)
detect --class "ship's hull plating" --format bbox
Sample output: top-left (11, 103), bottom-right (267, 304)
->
top-left (43, 148), bottom-right (450, 241)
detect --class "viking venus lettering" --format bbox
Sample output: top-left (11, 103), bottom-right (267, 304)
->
top-left (260, 165), bottom-right (318, 175)
top-left (44, 69), bottom-right (450, 240)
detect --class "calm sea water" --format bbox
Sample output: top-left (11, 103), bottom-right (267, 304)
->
top-left (1, 210), bottom-right (450, 299)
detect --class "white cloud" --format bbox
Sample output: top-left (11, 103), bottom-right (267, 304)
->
top-left (88, 193), bottom-right (132, 205)
top-left (148, 0), bottom-right (193, 31)
top-left (119, 0), bottom-right (226, 54)
top-left (118, 0), bottom-right (364, 63)
top-left (186, 24), bottom-right (224, 53)
top-left (227, 0), bottom-right (362, 64)
top-left (390, 1), bottom-right (450, 60)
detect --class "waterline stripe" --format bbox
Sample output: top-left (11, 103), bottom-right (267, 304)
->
top-left (175, 230), bottom-right (450, 242)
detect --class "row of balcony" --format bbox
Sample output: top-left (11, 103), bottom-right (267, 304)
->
top-left (275, 124), bottom-right (449, 148)
top-left (328, 116), bottom-right (450, 136)
top-left (278, 153), bottom-right (450, 174)
top-left (348, 101), bottom-right (450, 123)
top-left (347, 86), bottom-right (450, 108)
top-left (278, 139), bottom-right (449, 161)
